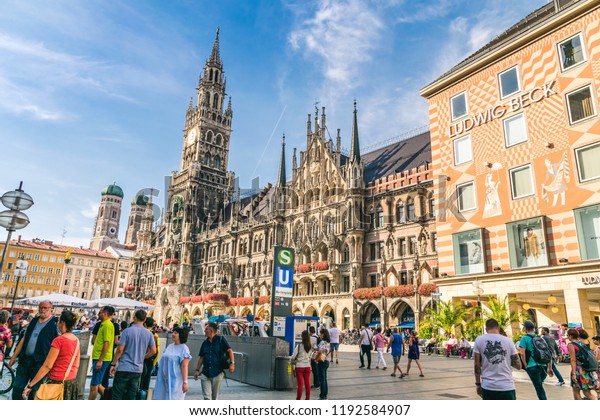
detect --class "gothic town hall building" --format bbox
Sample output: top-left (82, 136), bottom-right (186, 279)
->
top-left (130, 30), bottom-right (439, 330)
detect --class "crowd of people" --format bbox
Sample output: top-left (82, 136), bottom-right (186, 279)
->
top-left (3, 302), bottom-right (600, 401)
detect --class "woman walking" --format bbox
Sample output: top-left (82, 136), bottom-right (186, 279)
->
top-left (153, 327), bottom-right (192, 400)
top-left (315, 328), bottom-right (331, 400)
top-left (373, 327), bottom-right (388, 370)
top-left (0, 311), bottom-right (12, 362)
top-left (21, 310), bottom-right (80, 400)
top-left (567, 328), bottom-right (598, 400)
top-left (291, 330), bottom-right (312, 400)
top-left (405, 330), bottom-right (424, 377)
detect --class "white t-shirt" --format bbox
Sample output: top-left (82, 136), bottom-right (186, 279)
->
top-left (360, 328), bottom-right (372, 345)
top-left (329, 327), bottom-right (341, 344)
top-left (473, 333), bottom-right (517, 391)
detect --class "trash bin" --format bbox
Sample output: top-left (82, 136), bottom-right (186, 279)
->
top-left (77, 355), bottom-right (90, 399)
top-left (274, 356), bottom-right (294, 390)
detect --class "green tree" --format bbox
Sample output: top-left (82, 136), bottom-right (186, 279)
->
top-left (424, 300), bottom-right (472, 337)
top-left (483, 296), bottom-right (520, 334)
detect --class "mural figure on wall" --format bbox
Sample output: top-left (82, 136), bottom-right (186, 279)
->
top-left (541, 152), bottom-right (570, 207)
top-left (483, 171), bottom-right (502, 218)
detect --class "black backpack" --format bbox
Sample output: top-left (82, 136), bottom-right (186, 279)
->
top-left (573, 342), bottom-right (598, 372)
top-left (529, 335), bottom-right (552, 364)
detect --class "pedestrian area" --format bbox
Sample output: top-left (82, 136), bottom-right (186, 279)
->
top-left (1, 346), bottom-right (574, 401)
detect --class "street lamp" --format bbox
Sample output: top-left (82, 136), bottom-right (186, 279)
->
top-left (0, 182), bottom-right (34, 282)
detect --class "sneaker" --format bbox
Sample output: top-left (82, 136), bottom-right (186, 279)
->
top-left (419, 374), bottom-right (424, 377)
top-left (336, 360), bottom-right (338, 364)
top-left (359, 365), bottom-right (365, 369)
top-left (555, 382), bottom-right (565, 386)
top-left (390, 373), bottom-right (396, 377)
top-left (399, 374), bottom-right (406, 378)
top-left (376, 366), bottom-right (379, 369)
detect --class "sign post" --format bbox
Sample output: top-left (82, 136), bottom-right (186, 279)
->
top-left (269, 246), bottom-right (295, 337)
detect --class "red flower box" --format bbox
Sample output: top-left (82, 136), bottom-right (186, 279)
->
top-left (258, 295), bottom-right (270, 305)
top-left (229, 298), bottom-right (237, 306)
top-left (170, 258), bottom-right (179, 264)
top-left (160, 278), bottom-right (168, 284)
top-left (206, 293), bottom-right (229, 302)
top-left (353, 287), bottom-right (383, 300)
top-left (163, 259), bottom-right (171, 265)
top-left (191, 295), bottom-right (203, 303)
top-left (169, 278), bottom-right (176, 284)
top-left (313, 261), bottom-right (329, 271)
top-left (418, 282), bottom-right (437, 296)
top-left (124, 285), bottom-right (136, 292)
top-left (237, 297), bottom-right (252, 306)
top-left (383, 285), bottom-right (416, 297)
top-left (179, 296), bottom-right (192, 304)
top-left (296, 264), bottom-right (312, 273)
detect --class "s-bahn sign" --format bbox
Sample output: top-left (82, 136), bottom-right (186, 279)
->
top-left (270, 247), bottom-right (295, 338)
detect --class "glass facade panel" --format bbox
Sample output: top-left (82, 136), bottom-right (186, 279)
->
top-left (574, 204), bottom-right (600, 261)
top-left (506, 217), bottom-right (548, 269)
top-left (452, 229), bottom-right (485, 275)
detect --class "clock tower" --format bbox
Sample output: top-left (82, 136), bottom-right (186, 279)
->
top-left (90, 182), bottom-right (124, 251)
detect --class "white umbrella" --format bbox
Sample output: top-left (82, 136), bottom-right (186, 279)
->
top-left (16, 293), bottom-right (97, 308)
top-left (90, 285), bottom-right (102, 301)
top-left (92, 297), bottom-right (155, 311)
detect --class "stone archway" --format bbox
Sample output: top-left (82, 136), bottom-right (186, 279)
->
top-left (241, 307), bottom-right (251, 317)
top-left (305, 305), bottom-right (318, 317)
top-left (292, 305), bottom-right (302, 316)
top-left (359, 302), bottom-right (381, 327)
top-left (321, 304), bottom-right (335, 329)
top-left (342, 308), bottom-right (351, 330)
top-left (192, 307), bottom-right (202, 318)
top-left (389, 299), bottom-right (416, 330)
top-left (225, 307), bottom-right (235, 316)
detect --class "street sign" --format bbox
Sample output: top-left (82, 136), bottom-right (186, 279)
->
top-left (431, 292), bottom-right (442, 297)
top-left (270, 246), bottom-right (295, 337)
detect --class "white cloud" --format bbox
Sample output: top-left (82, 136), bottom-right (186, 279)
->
top-left (395, 0), bottom-right (453, 23)
top-left (80, 201), bottom-right (99, 219)
top-left (289, 0), bottom-right (385, 89)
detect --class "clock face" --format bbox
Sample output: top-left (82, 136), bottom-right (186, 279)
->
top-left (109, 227), bottom-right (117, 235)
top-left (96, 226), bottom-right (101, 233)
top-left (187, 129), bottom-right (197, 145)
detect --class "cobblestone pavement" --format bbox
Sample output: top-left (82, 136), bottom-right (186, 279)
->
top-left (1, 346), bottom-right (575, 400)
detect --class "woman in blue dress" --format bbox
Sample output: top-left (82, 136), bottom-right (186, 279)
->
top-left (405, 330), bottom-right (424, 377)
top-left (153, 327), bottom-right (192, 400)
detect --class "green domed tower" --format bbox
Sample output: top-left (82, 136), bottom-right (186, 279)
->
top-left (90, 182), bottom-right (124, 251)
top-left (125, 193), bottom-right (150, 246)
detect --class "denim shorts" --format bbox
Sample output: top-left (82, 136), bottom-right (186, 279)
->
top-left (330, 343), bottom-right (339, 351)
top-left (90, 360), bottom-right (111, 385)
top-left (393, 356), bottom-right (402, 364)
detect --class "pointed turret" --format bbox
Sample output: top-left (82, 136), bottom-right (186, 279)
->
top-left (277, 135), bottom-right (286, 188)
top-left (350, 100), bottom-right (361, 165)
top-left (208, 27), bottom-right (221, 65)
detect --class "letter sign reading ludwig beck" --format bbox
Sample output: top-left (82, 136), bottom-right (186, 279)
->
top-left (270, 247), bottom-right (295, 338)
top-left (581, 275), bottom-right (600, 285)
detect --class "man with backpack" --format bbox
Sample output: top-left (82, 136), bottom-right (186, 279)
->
top-left (540, 327), bottom-right (565, 386)
top-left (193, 322), bottom-right (235, 400)
top-left (519, 320), bottom-right (553, 400)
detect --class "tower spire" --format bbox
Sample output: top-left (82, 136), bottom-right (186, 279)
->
top-left (350, 99), bottom-right (361, 164)
top-left (277, 134), bottom-right (286, 188)
top-left (209, 27), bottom-right (221, 65)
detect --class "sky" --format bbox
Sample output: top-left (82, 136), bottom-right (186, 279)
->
top-left (0, 0), bottom-right (549, 247)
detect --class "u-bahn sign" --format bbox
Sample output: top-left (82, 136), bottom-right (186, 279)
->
top-left (270, 246), bottom-right (295, 337)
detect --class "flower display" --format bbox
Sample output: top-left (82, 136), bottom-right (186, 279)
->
top-left (296, 264), bottom-right (312, 273)
top-left (160, 278), bottom-right (168, 285)
top-left (353, 287), bottom-right (383, 300)
top-left (191, 295), bottom-right (203, 303)
top-left (168, 278), bottom-right (177, 284)
top-left (237, 297), bottom-right (253, 306)
top-left (258, 295), bottom-right (270, 304)
top-left (207, 292), bottom-right (229, 302)
top-left (228, 297), bottom-right (237, 306)
top-left (383, 285), bottom-right (416, 297)
top-left (170, 258), bottom-right (179, 264)
top-left (418, 282), bottom-right (437, 296)
top-left (163, 259), bottom-right (171, 265)
top-left (179, 296), bottom-right (192, 304)
top-left (313, 261), bottom-right (329, 271)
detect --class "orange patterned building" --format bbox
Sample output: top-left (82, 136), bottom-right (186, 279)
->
top-left (421, 0), bottom-right (600, 332)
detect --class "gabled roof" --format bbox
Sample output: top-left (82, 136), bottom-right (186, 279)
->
top-left (362, 131), bottom-right (431, 183)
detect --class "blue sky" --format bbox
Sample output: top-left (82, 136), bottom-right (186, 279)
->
top-left (0, 0), bottom-right (548, 247)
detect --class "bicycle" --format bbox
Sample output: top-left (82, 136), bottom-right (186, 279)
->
top-left (0, 359), bottom-right (15, 395)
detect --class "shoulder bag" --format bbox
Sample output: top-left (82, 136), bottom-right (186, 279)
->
top-left (35, 338), bottom-right (80, 400)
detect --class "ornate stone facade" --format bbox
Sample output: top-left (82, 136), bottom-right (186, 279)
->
top-left (130, 29), bottom-right (438, 329)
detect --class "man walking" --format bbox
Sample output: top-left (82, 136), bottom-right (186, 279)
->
top-left (9, 301), bottom-right (59, 400)
top-left (473, 318), bottom-right (521, 400)
top-left (359, 324), bottom-right (373, 369)
top-left (109, 309), bottom-right (156, 400)
top-left (519, 320), bottom-right (553, 400)
top-left (139, 316), bottom-right (160, 399)
top-left (193, 322), bottom-right (235, 400)
top-left (386, 327), bottom-right (406, 378)
top-left (540, 326), bottom-right (565, 386)
top-left (328, 322), bottom-right (341, 364)
top-left (89, 306), bottom-right (116, 400)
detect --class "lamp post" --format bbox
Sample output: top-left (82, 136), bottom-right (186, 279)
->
top-left (472, 280), bottom-right (484, 335)
top-left (0, 182), bottom-right (34, 284)
top-left (10, 259), bottom-right (29, 316)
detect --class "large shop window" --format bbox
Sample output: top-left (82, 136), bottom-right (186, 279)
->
top-left (575, 142), bottom-right (600, 182)
top-left (566, 85), bottom-right (596, 124)
top-left (454, 135), bottom-right (472, 165)
top-left (574, 204), bottom-right (600, 261)
top-left (503, 113), bottom-right (528, 147)
top-left (558, 33), bottom-right (586, 71)
top-left (452, 229), bottom-right (485, 275)
top-left (498, 66), bottom-right (521, 99)
top-left (451, 91), bottom-right (468, 121)
top-left (509, 164), bottom-right (535, 199)
top-left (506, 217), bottom-right (548, 269)
top-left (457, 181), bottom-right (476, 212)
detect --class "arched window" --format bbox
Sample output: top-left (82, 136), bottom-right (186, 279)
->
top-left (342, 244), bottom-right (350, 263)
top-left (376, 205), bottom-right (384, 228)
top-left (396, 202), bottom-right (405, 223)
top-left (214, 155), bottom-right (221, 170)
top-left (429, 194), bottom-right (436, 218)
top-left (206, 131), bottom-right (213, 142)
top-left (204, 153), bottom-right (211, 166)
top-left (209, 69), bottom-right (213, 81)
top-left (407, 199), bottom-right (415, 222)
top-left (213, 93), bottom-right (219, 109)
top-left (215, 134), bottom-right (222, 146)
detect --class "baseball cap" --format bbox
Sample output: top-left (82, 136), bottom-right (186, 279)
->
top-left (523, 320), bottom-right (535, 330)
